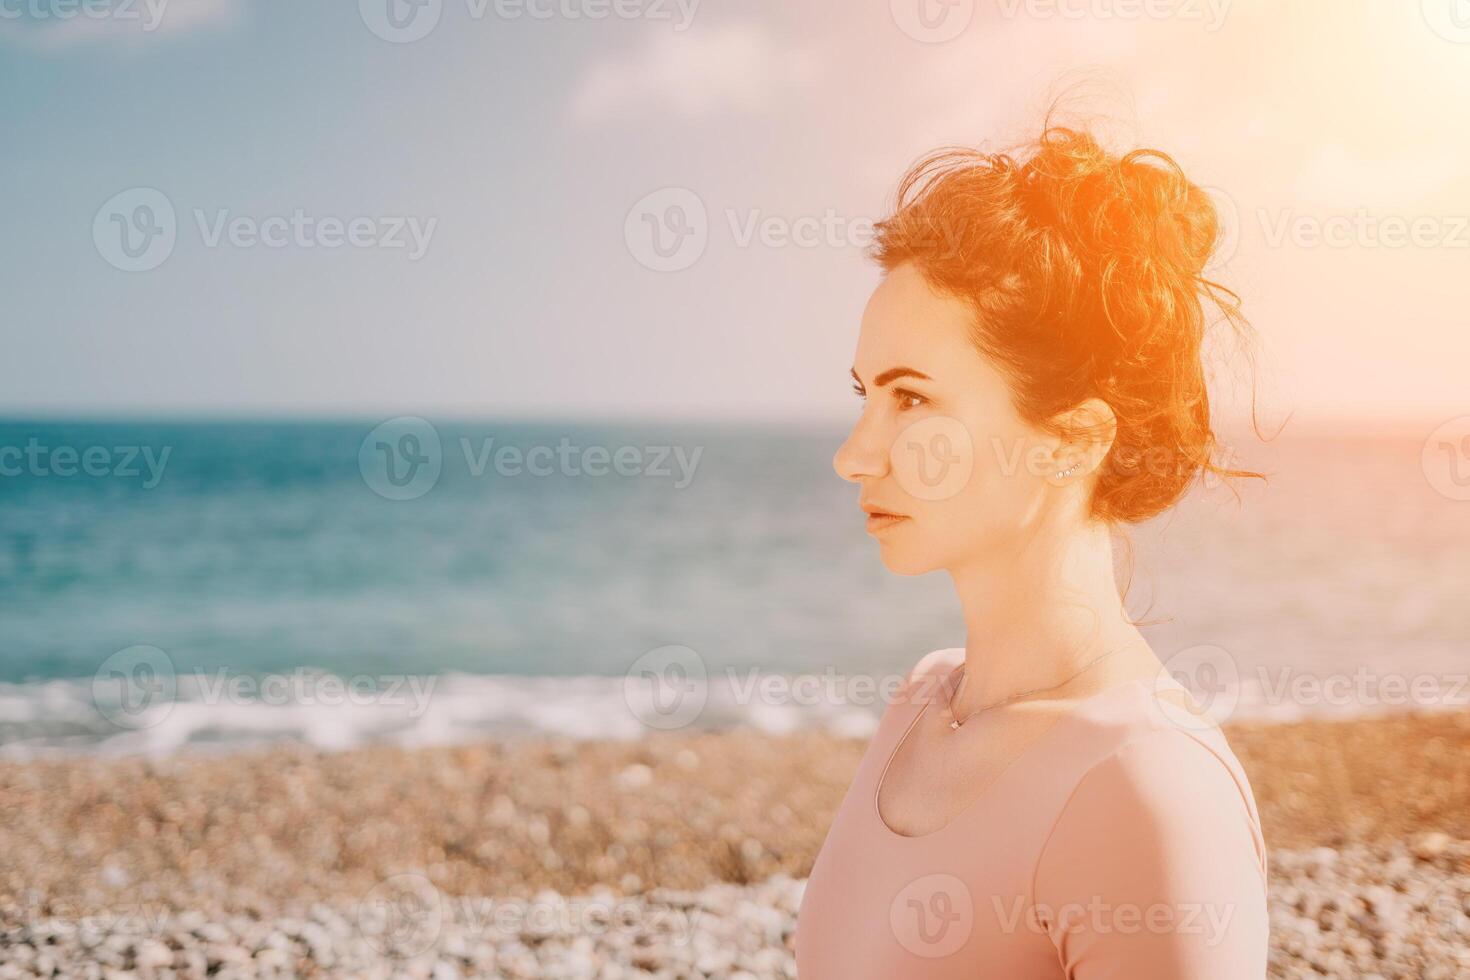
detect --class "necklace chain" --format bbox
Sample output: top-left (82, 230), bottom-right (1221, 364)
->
top-left (944, 646), bottom-right (1126, 730)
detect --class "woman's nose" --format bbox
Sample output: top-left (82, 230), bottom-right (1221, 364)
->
top-left (833, 416), bottom-right (888, 484)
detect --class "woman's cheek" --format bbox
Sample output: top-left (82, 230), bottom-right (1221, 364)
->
top-left (887, 414), bottom-right (976, 504)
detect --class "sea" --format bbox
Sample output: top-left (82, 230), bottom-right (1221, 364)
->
top-left (0, 418), bottom-right (1465, 758)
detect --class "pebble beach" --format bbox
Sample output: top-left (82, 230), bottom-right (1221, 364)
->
top-left (3, 712), bottom-right (1469, 978)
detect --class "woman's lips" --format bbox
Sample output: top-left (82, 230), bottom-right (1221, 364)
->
top-left (864, 511), bottom-right (909, 534)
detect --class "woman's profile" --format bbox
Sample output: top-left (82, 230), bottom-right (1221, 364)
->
top-left (794, 103), bottom-right (1270, 978)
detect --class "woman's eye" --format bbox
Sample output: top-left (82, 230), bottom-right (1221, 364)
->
top-left (893, 388), bottom-right (926, 410)
top-left (851, 381), bottom-right (866, 399)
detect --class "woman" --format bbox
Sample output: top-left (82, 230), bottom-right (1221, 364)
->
top-left (794, 115), bottom-right (1270, 978)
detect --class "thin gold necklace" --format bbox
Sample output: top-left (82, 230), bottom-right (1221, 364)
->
top-left (945, 646), bottom-right (1126, 731)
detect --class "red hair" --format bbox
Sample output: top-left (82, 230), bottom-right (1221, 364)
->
top-left (872, 113), bottom-right (1262, 524)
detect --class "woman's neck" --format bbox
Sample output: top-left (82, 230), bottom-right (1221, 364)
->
top-left (948, 515), bottom-right (1149, 711)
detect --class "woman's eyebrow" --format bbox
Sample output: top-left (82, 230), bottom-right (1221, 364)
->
top-left (856, 366), bottom-right (932, 387)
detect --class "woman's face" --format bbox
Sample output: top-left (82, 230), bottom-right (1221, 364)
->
top-left (834, 262), bottom-right (1067, 576)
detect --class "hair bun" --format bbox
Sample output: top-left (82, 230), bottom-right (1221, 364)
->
top-left (1021, 128), bottom-right (1221, 280)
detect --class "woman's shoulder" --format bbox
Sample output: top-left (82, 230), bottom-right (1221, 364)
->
top-left (1038, 699), bottom-right (1270, 889)
top-left (894, 646), bottom-right (965, 707)
top-left (1066, 671), bottom-right (1256, 785)
top-left (1073, 721), bottom-right (1262, 836)
top-left (1029, 718), bottom-right (1271, 971)
top-left (903, 646), bottom-right (965, 687)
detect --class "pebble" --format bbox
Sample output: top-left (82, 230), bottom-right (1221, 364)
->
top-left (2, 843), bottom-right (1468, 978)
top-left (615, 764), bottom-right (653, 791)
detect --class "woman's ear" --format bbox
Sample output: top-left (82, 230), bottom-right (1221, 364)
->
top-left (1048, 398), bottom-right (1117, 479)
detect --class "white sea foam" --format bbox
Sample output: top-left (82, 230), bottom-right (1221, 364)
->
top-left (2, 667), bottom-right (1465, 760)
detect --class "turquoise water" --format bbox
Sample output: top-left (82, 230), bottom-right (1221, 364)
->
top-left (1, 419), bottom-right (1466, 753)
top-left (0, 420), bottom-right (956, 680)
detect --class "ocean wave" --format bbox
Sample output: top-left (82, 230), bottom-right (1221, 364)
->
top-left (2, 667), bottom-right (1466, 760)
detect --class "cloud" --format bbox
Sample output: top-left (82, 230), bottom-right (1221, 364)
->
top-left (567, 23), bottom-right (825, 124)
top-left (0, 0), bottom-right (241, 50)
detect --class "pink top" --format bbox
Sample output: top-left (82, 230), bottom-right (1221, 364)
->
top-left (795, 648), bottom-right (1269, 979)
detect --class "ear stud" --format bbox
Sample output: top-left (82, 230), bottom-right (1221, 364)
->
top-left (1055, 462), bottom-right (1081, 479)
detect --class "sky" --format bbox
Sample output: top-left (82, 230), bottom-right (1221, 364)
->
top-left (3, 0), bottom-right (1468, 426)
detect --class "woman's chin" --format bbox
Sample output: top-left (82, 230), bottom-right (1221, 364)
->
top-left (877, 542), bottom-right (937, 577)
